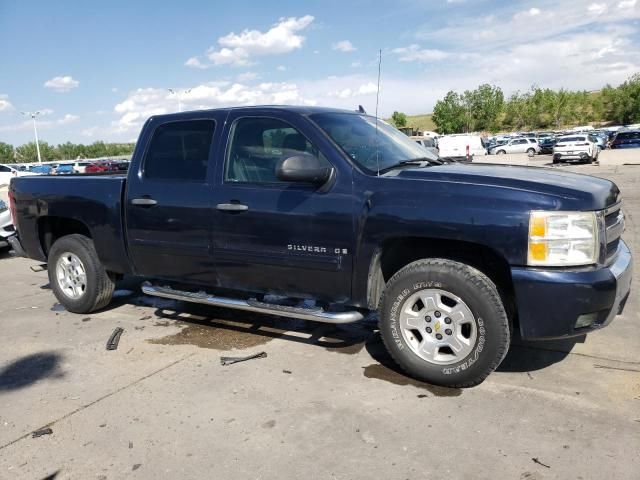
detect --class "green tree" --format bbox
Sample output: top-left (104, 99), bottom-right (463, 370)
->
top-left (391, 111), bottom-right (408, 128)
top-left (432, 91), bottom-right (466, 134)
top-left (0, 142), bottom-right (14, 163)
top-left (15, 141), bottom-right (56, 163)
top-left (463, 84), bottom-right (504, 132)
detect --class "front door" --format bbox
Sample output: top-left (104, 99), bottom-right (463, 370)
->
top-left (211, 113), bottom-right (354, 302)
top-left (125, 115), bottom-right (222, 284)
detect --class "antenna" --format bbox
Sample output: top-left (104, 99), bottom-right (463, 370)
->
top-left (375, 48), bottom-right (382, 177)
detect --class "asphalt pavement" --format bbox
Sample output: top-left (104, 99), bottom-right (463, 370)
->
top-left (0, 164), bottom-right (638, 480)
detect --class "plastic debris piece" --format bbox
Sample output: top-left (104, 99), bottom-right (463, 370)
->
top-left (32, 427), bottom-right (53, 438)
top-left (220, 351), bottom-right (267, 366)
top-left (106, 327), bottom-right (124, 350)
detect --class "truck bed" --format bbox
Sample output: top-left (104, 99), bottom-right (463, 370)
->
top-left (10, 175), bottom-right (132, 274)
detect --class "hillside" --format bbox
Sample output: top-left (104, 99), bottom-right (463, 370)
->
top-left (404, 113), bottom-right (436, 132)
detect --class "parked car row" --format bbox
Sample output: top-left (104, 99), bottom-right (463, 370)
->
top-left (3, 159), bottom-right (130, 177)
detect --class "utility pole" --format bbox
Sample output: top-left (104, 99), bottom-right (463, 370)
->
top-left (167, 89), bottom-right (192, 113)
top-left (20, 111), bottom-right (42, 163)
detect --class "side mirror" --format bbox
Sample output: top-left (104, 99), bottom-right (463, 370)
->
top-left (276, 153), bottom-right (334, 184)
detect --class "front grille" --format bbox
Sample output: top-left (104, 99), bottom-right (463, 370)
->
top-left (604, 203), bottom-right (624, 262)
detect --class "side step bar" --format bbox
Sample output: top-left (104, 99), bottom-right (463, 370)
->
top-left (141, 282), bottom-right (364, 324)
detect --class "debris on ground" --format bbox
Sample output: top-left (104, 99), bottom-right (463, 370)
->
top-left (532, 457), bottom-right (551, 468)
top-left (32, 427), bottom-right (53, 438)
top-left (132, 464), bottom-right (142, 471)
top-left (106, 327), bottom-right (124, 350)
top-left (30, 264), bottom-right (47, 272)
top-left (220, 351), bottom-right (267, 366)
top-left (282, 369), bottom-right (292, 374)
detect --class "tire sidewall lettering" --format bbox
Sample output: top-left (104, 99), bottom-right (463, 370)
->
top-left (387, 279), bottom-right (486, 374)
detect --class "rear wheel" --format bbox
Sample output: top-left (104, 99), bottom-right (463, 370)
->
top-left (48, 234), bottom-right (115, 313)
top-left (379, 259), bottom-right (510, 388)
top-left (552, 154), bottom-right (561, 164)
top-left (496, 150), bottom-right (506, 155)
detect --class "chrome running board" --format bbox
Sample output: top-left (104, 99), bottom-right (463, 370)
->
top-left (141, 282), bottom-right (363, 324)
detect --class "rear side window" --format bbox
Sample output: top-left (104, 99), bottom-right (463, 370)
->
top-left (144, 120), bottom-right (215, 182)
top-left (557, 136), bottom-right (584, 143)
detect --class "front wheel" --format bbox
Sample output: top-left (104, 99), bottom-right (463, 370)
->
top-left (48, 234), bottom-right (115, 313)
top-left (379, 259), bottom-right (510, 387)
top-left (526, 148), bottom-right (535, 157)
top-left (496, 150), bottom-right (506, 155)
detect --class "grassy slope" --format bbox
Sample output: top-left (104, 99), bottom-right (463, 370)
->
top-left (385, 113), bottom-right (436, 132)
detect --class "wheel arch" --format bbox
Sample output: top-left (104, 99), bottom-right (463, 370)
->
top-left (366, 237), bottom-right (516, 320)
top-left (37, 216), bottom-right (92, 258)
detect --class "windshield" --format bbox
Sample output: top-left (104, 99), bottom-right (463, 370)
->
top-left (310, 113), bottom-right (437, 173)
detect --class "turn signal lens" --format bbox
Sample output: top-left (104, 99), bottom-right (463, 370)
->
top-left (527, 211), bottom-right (598, 266)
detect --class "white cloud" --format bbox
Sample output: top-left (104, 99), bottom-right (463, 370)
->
top-left (350, 61), bottom-right (362, 68)
top-left (332, 40), bottom-right (356, 52)
top-left (111, 87), bottom-right (119, 93)
top-left (392, 44), bottom-right (449, 62)
top-left (44, 75), bottom-right (79, 92)
top-left (514, 7), bottom-right (541, 19)
top-left (185, 57), bottom-right (209, 69)
top-left (0, 94), bottom-right (13, 112)
top-left (276, 65), bottom-right (287, 71)
top-left (112, 81), bottom-right (310, 134)
top-left (190, 16), bottom-right (314, 67)
top-left (57, 114), bottom-right (79, 125)
top-left (618, 0), bottom-right (637, 8)
top-left (328, 81), bottom-right (378, 99)
top-left (588, 3), bottom-right (608, 14)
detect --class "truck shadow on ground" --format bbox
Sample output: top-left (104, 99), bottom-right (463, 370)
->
top-left (0, 352), bottom-right (64, 392)
top-left (143, 298), bottom-right (582, 390)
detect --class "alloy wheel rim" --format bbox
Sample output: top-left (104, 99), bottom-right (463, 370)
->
top-left (399, 288), bottom-right (478, 365)
top-left (56, 252), bottom-right (87, 300)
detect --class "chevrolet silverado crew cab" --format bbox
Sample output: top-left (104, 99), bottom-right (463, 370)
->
top-left (8, 106), bottom-right (633, 388)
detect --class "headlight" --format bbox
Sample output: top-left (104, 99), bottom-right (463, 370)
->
top-left (527, 211), bottom-right (598, 266)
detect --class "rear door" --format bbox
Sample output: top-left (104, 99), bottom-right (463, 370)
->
top-left (125, 114), bottom-right (225, 284)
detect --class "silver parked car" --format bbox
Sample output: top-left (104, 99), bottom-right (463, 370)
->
top-left (489, 138), bottom-right (540, 156)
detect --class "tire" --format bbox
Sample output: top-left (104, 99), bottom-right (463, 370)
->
top-left (496, 150), bottom-right (506, 155)
top-left (379, 259), bottom-right (510, 388)
top-left (526, 148), bottom-right (535, 157)
top-left (48, 234), bottom-right (115, 313)
top-left (552, 154), bottom-right (561, 164)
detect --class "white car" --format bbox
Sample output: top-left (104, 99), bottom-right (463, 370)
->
top-left (0, 164), bottom-right (22, 187)
top-left (72, 161), bottom-right (93, 173)
top-left (437, 134), bottom-right (486, 160)
top-left (552, 135), bottom-right (599, 164)
top-left (490, 138), bottom-right (540, 156)
top-left (411, 136), bottom-right (439, 157)
top-left (0, 199), bottom-right (13, 251)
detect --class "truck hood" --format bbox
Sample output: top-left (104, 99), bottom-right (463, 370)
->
top-left (389, 163), bottom-right (620, 210)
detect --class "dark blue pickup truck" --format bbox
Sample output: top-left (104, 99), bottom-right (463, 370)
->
top-left (8, 106), bottom-right (632, 387)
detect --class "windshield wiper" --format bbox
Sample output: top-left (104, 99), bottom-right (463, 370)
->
top-left (378, 157), bottom-right (443, 174)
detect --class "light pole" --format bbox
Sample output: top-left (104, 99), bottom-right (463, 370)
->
top-left (20, 111), bottom-right (42, 163)
top-left (167, 89), bottom-right (191, 113)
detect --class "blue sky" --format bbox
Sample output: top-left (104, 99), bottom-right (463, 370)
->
top-left (1, 0), bottom-right (639, 145)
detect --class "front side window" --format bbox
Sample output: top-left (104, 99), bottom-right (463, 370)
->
top-left (225, 117), bottom-right (327, 183)
top-left (310, 113), bottom-right (436, 173)
top-left (144, 120), bottom-right (215, 182)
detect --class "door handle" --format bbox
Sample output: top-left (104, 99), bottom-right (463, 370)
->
top-left (131, 198), bottom-right (158, 206)
top-left (216, 203), bottom-right (248, 212)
